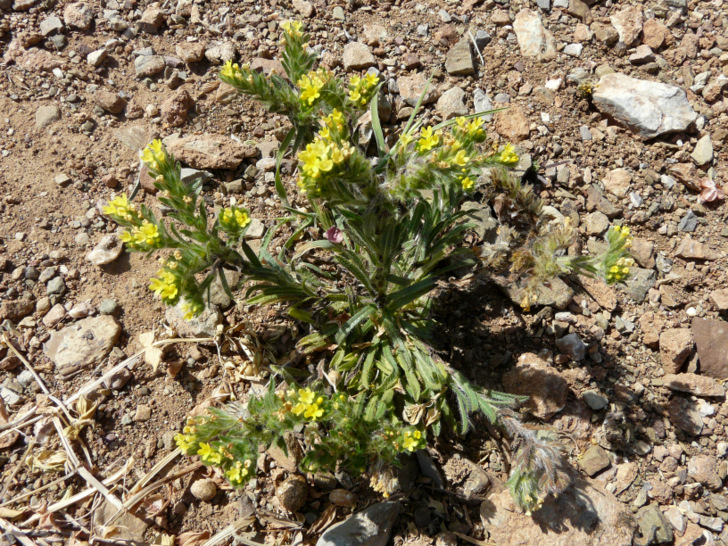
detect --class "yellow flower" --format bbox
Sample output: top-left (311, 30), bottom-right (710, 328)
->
top-left (181, 299), bottom-right (203, 320)
top-left (402, 435), bottom-right (418, 452)
top-left (226, 461), bottom-right (250, 486)
top-left (364, 73), bottom-right (379, 88)
top-left (413, 430), bottom-right (422, 439)
top-left (221, 207), bottom-right (251, 230)
top-left (298, 388), bottom-right (315, 404)
top-left (174, 433), bottom-right (195, 452)
top-left (149, 269), bottom-right (178, 302)
top-left (461, 177), bottom-right (474, 191)
top-left (140, 139), bottom-right (166, 171)
top-left (466, 117), bottom-right (485, 138)
top-left (452, 150), bottom-right (469, 167)
top-left (417, 127), bottom-right (440, 153)
top-left (120, 230), bottom-right (134, 244)
top-left (304, 403), bottom-right (324, 421)
top-left (298, 72), bottom-right (326, 105)
top-left (197, 442), bottom-right (223, 465)
top-left (103, 194), bottom-right (136, 221)
top-left (349, 89), bottom-right (362, 102)
top-left (292, 402), bottom-right (306, 416)
top-left (136, 220), bottom-right (160, 245)
top-left (220, 60), bottom-right (240, 80)
top-left (497, 144), bottom-right (519, 166)
top-left (281, 20), bottom-right (303, 38)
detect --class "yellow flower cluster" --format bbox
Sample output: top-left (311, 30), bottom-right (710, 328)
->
top-left (298, 69), bottom-right (328, 106)
top-left (416, 126), bottom-right (441, 153)
top-left (319, 109), bottom-right (345, 140)
top-left (611, 225), bottom-right (632, 247)
top-left (348, 73), bottom-right (379, 106)
top-left (174, 423), bottom-right (198, 452)
top-left (220, 207), bottom-right (251, 231)
top-left (297, 136), bottom-right (353, 193)
top-left (140, 139), bottom-right (167, 172)
top-left (280, 20), bottom-right (303, 39)
top-left (148, 269), bottom-right (178, 303)
top-left (606, 257), bottom-right (634, 283)
top-left (290, 388), bottom-right (325, 422)
top-left (495, 143), bottom-right (519, 166)
top-left (197, 442), bottom-right (223, 465)
top-left (181, 299), bottom-right (204, 320)
top-left (402, 429), bottom-right (423, 452)
top-left (102, 194), bottom-right (137, 222)
top-left (120, 220), bottom-right (161, 248)
top-left (460, 177), bottom-right (475, 191)
top-left (455, 116), bottom-right (486, 140)
top-left (220, 60), bottom-right (253, 85)
top-left (226, 459), bottom-right (253, 487)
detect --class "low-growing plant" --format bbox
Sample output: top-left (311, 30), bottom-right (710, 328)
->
top-left (103, 21), bottom-right (633, 513)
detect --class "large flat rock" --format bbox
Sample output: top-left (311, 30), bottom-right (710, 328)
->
top-left (593, 73), bottom-right (697, 138)
top-left (166, 134), bottom-right (257, 170)
top-left (44, 316), bottom-right (121, 374)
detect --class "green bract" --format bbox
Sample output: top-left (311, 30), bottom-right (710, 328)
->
top-left (104, 20), bottom-right (633, 515)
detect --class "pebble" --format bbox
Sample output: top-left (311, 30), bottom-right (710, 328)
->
top-left (99, 299), bottom-right (119, 315)
top-left (277, 476), bottom-right (308, 512)
top-left (342, 42), bottom-right (375, 71)
top-left (445, 39), bottom-right (474, 76)
top-left (513, 9), bottom-right (556, 61)
top-left (691, 134), bottom-right (713, 166)
top-left (190, 478), bottom-right (217, 501)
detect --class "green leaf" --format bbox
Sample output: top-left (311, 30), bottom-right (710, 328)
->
top-left (335, 305), bottom-right (376, 345)
top-left (370, 84), bottom-right (387, 155)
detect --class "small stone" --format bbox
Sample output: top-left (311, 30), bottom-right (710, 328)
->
top-left (135, 55), bottom-right (165, 78)
top-left (502, 353), bottom-right (568, 419)
top-left (603, 168), bottom-right (631, 198)
top-left (563, 43), bottom-right (583, 57)
top-left (629, 45), bottom-right (655, 65)
top-left (293, 0), bottom-right (314, 17)
top-left (329, 489), bottom-right (357, 508)
top-left (166, 302), bottom-right (221, 337)
top-left (35, 105), bottom-right (61, 129)
top-left (398, 72), bottom-right (438, 106)
top-left (580, 126), bottom-right (592, 141)
top-left (99, 299), bottom-right (119, 315)
top-left (244, 218), bottom-right (265, 240)
top-left (584, 211), bottom-right (609, 235)
top-left (668, 397), bottom-right (703, 435)
top-left (54, 173), bottom-right (72, 187)
top-left (205, 41), bottom-right (236, 65)
top-left (445, 39), bottom-right (474, 76)
top-left (636, 505), bottom-right (673, 545)
top-left (160, 89), bottom-right (194, 128)
top-left (688, 455), bottom-right (723, 491)
top-left (133, 405), bottom-right (151, 422)
top-left (691, 134), bottom-right (713, 166)
top-left (40, 16), bottom-right (64, 36)
top-left (663, 373), bottom-right (725, 397)
top-left (692, 318), bottom-right (728, 380)
top-left (582, 390), bottom-right (608, 410)
top-left (675, 238), bottom-right (718, 260)
top-left (86, 234), bottom-right (123, 265)
top-left (436, 87), bottom-right (468, 119)
top-left (86, 48), bottom-right (107, 68)
top-left (42, 304), bottom-right (66, 327)
top-left (46, 277), bottom-right (66, 295)
top-left (610, 5), bottom-right (643, 47)
top-left (493, 106), bottom-right (530, 142)
top-left (0, 299), bottom-right (35, 322)
top-left (190, 478), bottom-right (217, 501)
top-left (139, 6), bottom-right (164, 33)
top-left (63, 2), bottom-right (93, 31)
top-left (709, 289), bottom-right (728, 311)
top-left (556, 333), bottom-right (586, 361)
top-left (43, 316), bottom-right (121, 374)
top-left (513, 9), bottom-right (556, 60)
top-left (660, 328), bottom-right (694, 374)
top-left (94, 90), bottom-right (125, 114)
top-left (277, 475), bottom-right (308, 512)
top-left (175, 42), bottom-right (205, 63)
top-left (342, 42), bottom-right (375, 71)
top-left (69, 301), bottom-right (94, 319)
top-left (580, 445), bottom-right (611, 476)
top-left (678, 210), bottom-right (698, 233)
top-left (332, 6), bottom-right (345, 20)
top-left (317, 502), bottom-right (399, 546)
top-left (166, 134), bottom-right (256, 170)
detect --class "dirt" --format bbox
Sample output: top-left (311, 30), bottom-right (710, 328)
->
top-left (2, 0), bottom-right (728, 544)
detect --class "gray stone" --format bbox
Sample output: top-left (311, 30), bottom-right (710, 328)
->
top-left (593, 73), bottom-right (698, 138)
top-left (668, 396), bottom-right (703, 436)
top-left (481, 477), bottom-right (635, 544)
top-left (691, 134), bottom-right (713, 166)
top-left (332, 6), bottom-right (345, 20)
top-left (513, 9), bottom-right (556, 60)
top-left (580, 126), bottom-right (592, 141)
top-left (580, 445), bottom-right (611, 476)
top-left (687, 455), bottom-right (722, 491)
top-left (678, 210), bottom-right (698, 232)
top-left (675, 237), bottom-right (718, 260)
top-left (166, 302), bottom-right (221, 337)
top-left (473, 30), bottom-right (491, 51)
top-left (99, 299), bottom-right (119, 315)
top-left (660, 328), bottom-right (694, 374)
top-left (86, 234), bottom-right (123, 266)
top-left (35, 105), bottom-right (61, 129)
top-left (582, 390), bottom-right (609, 411)
top-left (461, 202), bottom-right (498, 242)
top-left (536, 0), bottom-right (550, 10)
top-left (662, 373), bottom-right (725, 397)
top-left (473, 89), bottom-right (494, 119)
top-left (244, 218), bottom-right (265, 240)
top-left (205, 41), bottom-right (236, 64)
top-left (584, 211), bottom-right (609, 235)
top-left (556, 333), bottom-right (586, 361)
top-left (40, 15), bottom-right (64, 36)
top-left (208, 270), bottom-right (240, 309)
top-left (621, 267), bottom-right (655, 303)
top-left (166, 134), bottom-right (257, 170)
top-left (563, 43), bottom-right (583, 57)
top-left (46, 277), bottom-right (66, 295)
top-left (610, 5), bottom-right (643, 47)
top-left (636, 504), bottom-right (673, 545)
top-left (436, 87), bottom-right (468, 119)
top-left (629, 45), bottom-right (655, 65)
top-left (43, 316), bottom-right (121, 373)
top-left (445, 39), bottom-right (474, 76)
top-left (134, 55), bottom-right (165, 78)
top-left (342, 42), bottom-right (375, 71)
top-left (317, 502), bottom-right (400, 546)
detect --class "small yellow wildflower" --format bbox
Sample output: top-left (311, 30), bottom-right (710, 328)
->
top-left (221, 207), bottom-right (251, 230)
top-left (417, 127), bottom-right (440, 153)
top-left (103, 194), bottom-right (136, 221)
top-left (364, 73), bottom-right (379, 88)
top-left (136, 220), bottom-right (161, 246)
top-left (402, 434), bottom-right (418, 452)
top-left (197, 442), bottom-right (223, 465)
top-left (174, 433), bottom-right (195, 452)
top-left (181, 299), bottom-right (203, 320)
top-left (226, 461), bottom-right (250, 486)
top-left (413, 430), bottom-right (422, 439)
top-left (298, 71), bottom-right (326, 106)
top-left (280, 20), bottom-right (303, 38)
top-left (304, 402), bottom-right (324, 421)
top-left (497, 143), bottom-right (519, 166)
top-left (298, 388), bottom-right (315, 405)
top-left (149, 269), bottom-right (178, 302)
top-left (452, 149), bottom-right (469, 167)
top-left (292, 402), bottom-right (306, 416)
top-left (461, 177), bottom-right (474, 191)
top-left (140, 139), bottom-right (166, 171)
top-left (220, 59), bottom-right (241, 80)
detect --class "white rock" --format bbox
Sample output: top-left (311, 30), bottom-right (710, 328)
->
top-left (86, 234), bottom-right (123, 266)
top-left (513, 9), bottom-right (556, 61)
top-left (592, 73), bottom-right (698, 138)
